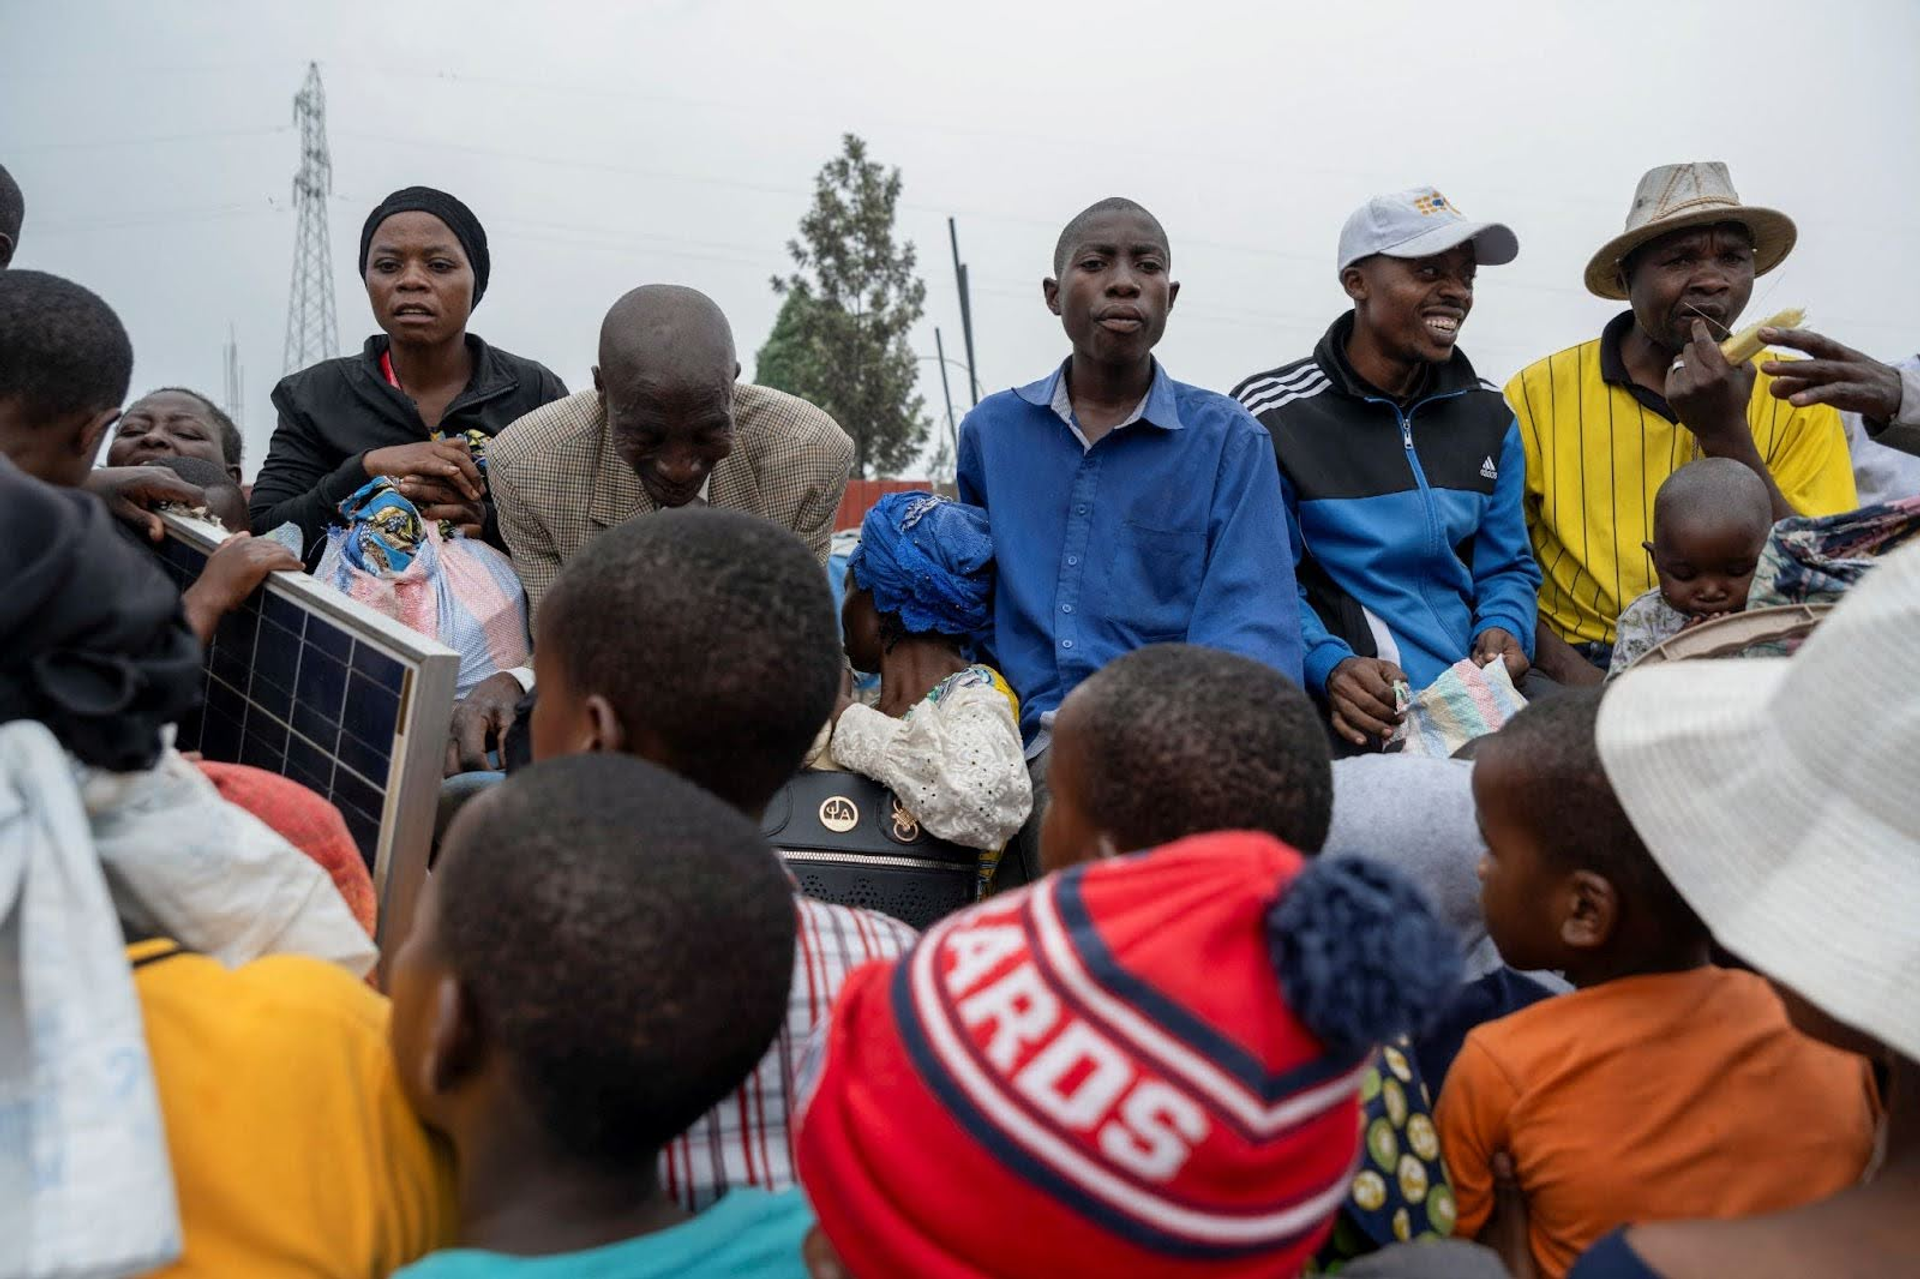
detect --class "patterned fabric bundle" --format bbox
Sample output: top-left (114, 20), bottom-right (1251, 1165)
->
top-left (1391, 659), bottom-right (1527, 757)
top-left (318, 479), bottom-right (530, 697)
top-left (1748, 494), bottom-right (1920, 610)
top-left (848, 492), bottom-right (994, 638)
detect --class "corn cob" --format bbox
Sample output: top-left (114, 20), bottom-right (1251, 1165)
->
top-left (1720, 307), bottom-right (1806, 364)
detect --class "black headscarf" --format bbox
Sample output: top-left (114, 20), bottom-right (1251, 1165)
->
top-left (357, 186), bottom-right (491, 307)
top-left (0, 458), bottom-right (203, 771)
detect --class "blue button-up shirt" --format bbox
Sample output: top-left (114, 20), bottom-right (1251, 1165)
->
top-left (958, 360), bottom-right (1304, 746)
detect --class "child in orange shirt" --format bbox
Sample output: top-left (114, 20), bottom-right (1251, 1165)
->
top-left (1437, 689), bottom-right (1877, 1278)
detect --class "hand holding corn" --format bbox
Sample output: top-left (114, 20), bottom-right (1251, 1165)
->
top-left (1758, 323), bottom-right (1906, 419)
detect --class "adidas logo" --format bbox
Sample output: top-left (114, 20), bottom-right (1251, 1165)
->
top-left (1480, 456), bottom-right (1499, 480)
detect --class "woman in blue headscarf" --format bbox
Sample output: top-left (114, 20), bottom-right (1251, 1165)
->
top-left (828, 492), bottom-right (1031, 891)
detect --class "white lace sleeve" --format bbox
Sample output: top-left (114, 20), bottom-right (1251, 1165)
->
top-left (829, 674), bottom-right (1033, 850)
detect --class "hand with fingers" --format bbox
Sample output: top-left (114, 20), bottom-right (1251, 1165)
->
top-left (1666, 319), bottom-right (1757, 445)
top-left (395, 475), bottom-right (486, 537)
top-left (84, 465), bottom-right (209, 542)
top-left (181, 532), bottom-right (303, 643)
top-left (1758, 328), bottom-right (1906, 421)
top-left (1327, 656), bottom-right (1407, 749)
top-left (1470, 627), bottom-right (1530, 682)
top-left (365, 438), bottom-right (486, 505)
top-left (445, 670), bottom-right (524, 776)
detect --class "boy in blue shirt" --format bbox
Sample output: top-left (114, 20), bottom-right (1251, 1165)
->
top-left (387, 755), bottom-right (808, 1278)
top-left (957, 197), bottom-right (1303, 880)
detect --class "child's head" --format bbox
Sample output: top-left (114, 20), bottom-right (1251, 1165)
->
top-left (1471, 688), bottom-right (1706, 981)
top-left (1644, 458), bottom-right (1772, 620)
top-left (796, 832), bottom-right (1460, 1279)
top-left (390, 754), bottom-right (796, 1183)
top-left (0, 270), bottom-right (132, 487)
top-left (1045, 196), bottom-right (1177, 368)
top-left (1041, 644), bottom-right (1332, 873)
top-left (136, 455), bottom-right (248, 532)
top-left (842, 492), bottom-right (993, 673)
top-left (0, 162), bottom-right (21, 267)
top-left (108, 388), bottom-right (244, 483)
top-left (531, 507), bottom-right (841, 818)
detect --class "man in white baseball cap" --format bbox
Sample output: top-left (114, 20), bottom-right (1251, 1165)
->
top-left (1574, 539), bottom-right (1920, 1277)
top-left (1232, 188), bottom-right (1536, 752)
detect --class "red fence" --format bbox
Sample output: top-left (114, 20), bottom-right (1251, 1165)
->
top-left (834, 478), bottom-right (949, 530)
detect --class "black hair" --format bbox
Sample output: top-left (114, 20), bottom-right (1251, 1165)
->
top-left (0, 162), bottom-right (22, 252)
top-left (140, 454), bottom-right (247, 529)
top-left (1053, 197), bottom-right (1170, 278)
top-left (141, 453), bottom-right (238, 495)
top-left (1070, 644), bottom-right (1333, 854)
top-left (136, 386), bottom-right (244, 468)
top-left (436, 754), bottom-right (796, 1168)
top-left (539, 507), bottom-right (842, 815)
top-left (0, 270), bottom-right (132, 424)
top-left (1483, 689), bottom-right (1706, 940)
top-left (1652, 457), bottom-right (1771, 545)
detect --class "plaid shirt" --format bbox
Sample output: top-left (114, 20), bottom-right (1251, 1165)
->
top-left (488, 385), bottom-right (855, 619)
top-left (660, 897), bottom-right (916, 1212)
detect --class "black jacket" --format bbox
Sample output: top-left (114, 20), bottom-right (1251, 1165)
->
top-left (1230, 313), bottom-right (1539, 695)
top-left (249, 334), bottom-right (567, 562)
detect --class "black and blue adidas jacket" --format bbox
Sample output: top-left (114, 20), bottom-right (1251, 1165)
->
top-left (1231, 314), bottom-right (1540, 697)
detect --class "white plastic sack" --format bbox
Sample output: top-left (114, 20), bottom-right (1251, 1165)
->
top-left (0, 721), bottom-right (181, 1279)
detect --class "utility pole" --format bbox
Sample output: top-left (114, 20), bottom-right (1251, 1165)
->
top-left (222, 323), bottom-right (244, 431)
top-left (948, 217), bottom-right (979, 406)
top-left (933, 327), bottom-right (960, 462)
top-left (283, 62), bottom-right (337, 374)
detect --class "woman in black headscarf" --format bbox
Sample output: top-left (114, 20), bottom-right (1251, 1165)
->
top-left (0, 457), bottom-right (201, 772)
top-left (249, 187), bottom-right (567, 561)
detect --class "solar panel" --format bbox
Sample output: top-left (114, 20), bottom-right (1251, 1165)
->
top-left (153, 512), bottom-right (459, 972)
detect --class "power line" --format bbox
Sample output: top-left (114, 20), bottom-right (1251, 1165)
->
top-left (2, 124), bottom-right (292, 152)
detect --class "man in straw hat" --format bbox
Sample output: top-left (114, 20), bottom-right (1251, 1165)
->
top-left (1507, 162), bottom-right (1856, 685)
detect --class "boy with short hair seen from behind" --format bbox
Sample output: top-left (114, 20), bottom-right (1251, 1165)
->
top-left (526, 506), bottom-right (917, 1210)
top-left (1440, 688), bottom-right (1877, 1277)
top-left (1037, 643), bottom-right (1466, 1266)
top-left (389, 754), bottom-right (806, 1277)
top-left (0, 269), bottom-right (299, 640)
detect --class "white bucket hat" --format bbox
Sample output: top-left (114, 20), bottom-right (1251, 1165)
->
top-left (1596, 541), bottom-right (1920, 1061)
top-left (1584, 161), bottom-right (1796, 300)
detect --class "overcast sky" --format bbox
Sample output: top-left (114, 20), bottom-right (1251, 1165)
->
top-left (4, 0), bottom-right (1917, 479)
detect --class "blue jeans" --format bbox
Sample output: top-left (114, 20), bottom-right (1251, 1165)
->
top-left (436, 770), bottom-right (505, 846)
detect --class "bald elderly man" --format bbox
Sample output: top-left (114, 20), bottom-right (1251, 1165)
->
top-left (489, 284), bottom-right (854, 617)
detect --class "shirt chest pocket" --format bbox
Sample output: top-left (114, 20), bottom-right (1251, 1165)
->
top-left (1100, 519), bottom-right (1207, 641)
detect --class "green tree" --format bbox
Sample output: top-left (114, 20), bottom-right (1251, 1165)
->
top-left (761, 133), bottom-right (929, 478)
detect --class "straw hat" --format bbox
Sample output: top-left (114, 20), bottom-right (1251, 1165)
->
top-left (1595, 542), bottom-right (1920, 1061)
top-left (1584, 161), bottom-right (1797, 300)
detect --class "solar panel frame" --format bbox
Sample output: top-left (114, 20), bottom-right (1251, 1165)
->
top-left (155, 511), bottom-right (458, 977)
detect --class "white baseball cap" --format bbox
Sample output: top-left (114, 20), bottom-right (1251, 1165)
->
top-left (1596, 539), bottom-right (1920, 1061)
top-left (1336, 187), bottom-right (1520, 274)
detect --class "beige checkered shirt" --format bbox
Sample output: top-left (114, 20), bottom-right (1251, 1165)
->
top-left (489, 385), bottom-right (854, 619)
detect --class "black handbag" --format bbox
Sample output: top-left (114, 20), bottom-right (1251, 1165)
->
top-left (760, 770), bottom-right (979, 931)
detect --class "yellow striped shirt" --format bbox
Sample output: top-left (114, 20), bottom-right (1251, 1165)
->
top-left (1507, 314), bottom-right (1856, 645)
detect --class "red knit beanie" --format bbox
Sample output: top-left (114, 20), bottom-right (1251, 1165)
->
top-left (795, 831), bottom-right (1460, 1278)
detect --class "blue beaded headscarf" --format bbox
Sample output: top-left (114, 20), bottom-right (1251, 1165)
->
top-left (847, 492), bottom-right (994, 640)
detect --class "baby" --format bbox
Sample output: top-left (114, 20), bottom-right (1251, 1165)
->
top-left (1608, 458), bottom-right (1773, 677)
